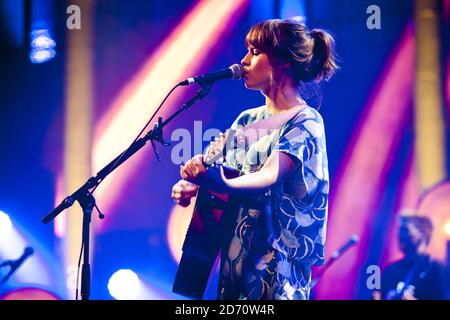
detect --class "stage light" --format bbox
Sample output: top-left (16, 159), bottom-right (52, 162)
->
top-left (444, 221), bottom-right (450, 238)
top-left (0, 210), bottom-right (13, 242)
top-left (107, 269), bottom-right (141, 300)
top-left (0, 210), bottom-right (28, 256)
top-left (29, 29), bottom-right (56, 64)
top-left (0, 211), bottom-right (53, 288)
top-left (280, 0), bottom-right (306, 22)
top-left (30, 29), bottom-right (55, 48)
top-left (30, 48), bottom-right (56, 64)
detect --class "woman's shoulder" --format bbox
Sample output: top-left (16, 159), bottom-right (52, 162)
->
top-left (284, 106), bottom-right (326, 140)
top-left (294, 105), bottom-right (324, 124)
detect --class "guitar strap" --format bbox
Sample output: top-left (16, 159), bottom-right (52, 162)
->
top-left (223, 104), bottom-right (308, 154)
top-left (238, 104), bottom-right (307, 145)
top-left (246, 104), bottom-right (306, 131)
top-left (205, 104), bottom-right (308, 165)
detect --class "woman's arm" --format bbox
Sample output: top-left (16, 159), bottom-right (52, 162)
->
top-left (224, 151), bottom-right (297, 194)
top-left (180, 151), bottom-right (298, 194)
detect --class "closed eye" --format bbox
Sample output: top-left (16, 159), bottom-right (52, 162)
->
top-left (247, 46), bottom-right (260, 56)
top-left (251, 48), bottom-right (260, 56)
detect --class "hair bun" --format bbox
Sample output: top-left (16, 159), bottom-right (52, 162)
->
top-left (309, 29), bottom-right (339, 81)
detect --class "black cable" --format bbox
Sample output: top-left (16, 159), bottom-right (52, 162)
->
top-left (75, 241), bottom-right (84, 300)
top-left (89, 82), bottom-right (181, 195)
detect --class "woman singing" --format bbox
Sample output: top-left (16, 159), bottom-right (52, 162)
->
top-left (172, 18), bottom-right (338, 300)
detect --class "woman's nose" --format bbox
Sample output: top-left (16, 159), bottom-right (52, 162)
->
top-left (241, 53), bottom-right (250, 66)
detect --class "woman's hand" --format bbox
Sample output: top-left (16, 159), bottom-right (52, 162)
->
top-left (179, 154), bottom-right (230, 193)
top-left (179, 154), bottom-right (207, 183)
top-left (171, 179), bottom-right (198, 207)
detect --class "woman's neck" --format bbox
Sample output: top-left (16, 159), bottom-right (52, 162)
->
top-left (263, 82), bottom-right (305, 115)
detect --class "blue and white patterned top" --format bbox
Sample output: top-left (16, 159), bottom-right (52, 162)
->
top-left (225, 105), bottom-right (329, 266)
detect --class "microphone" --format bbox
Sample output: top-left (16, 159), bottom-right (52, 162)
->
top-left (331, 234), bottom-right (359, 259)
top-left (179, 64), bottom-right (244, 86)
top-left (0, 246), bottom-right (34, 283)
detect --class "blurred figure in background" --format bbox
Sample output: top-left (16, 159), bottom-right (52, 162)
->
top-left (373, 210), bottom-right (447, 300)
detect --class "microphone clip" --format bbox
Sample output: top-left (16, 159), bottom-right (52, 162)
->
top-left (149, 117), bottom-right (171, 162)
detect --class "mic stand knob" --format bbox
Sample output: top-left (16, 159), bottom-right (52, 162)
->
top-left (149, 117), bottom-right (171, 161)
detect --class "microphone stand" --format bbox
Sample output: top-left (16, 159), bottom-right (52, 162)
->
top-left (310, 254), bottom-right (340, 289)
top-left (310, 236), bottom-right (359, 289)
top-left (41, 83), bottom-right (214, 300)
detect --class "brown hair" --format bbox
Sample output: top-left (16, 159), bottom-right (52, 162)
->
top-left (245, 19), bottom-right (339, 84)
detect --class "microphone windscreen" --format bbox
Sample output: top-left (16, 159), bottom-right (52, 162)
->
top-left (350, 234), bottom-right (359, 243)
top-left (229, 64), bottom-right (244, 80)
top-left (24, 247), bottom-right (34, 256)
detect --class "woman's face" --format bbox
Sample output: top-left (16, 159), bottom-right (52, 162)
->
top-left (240, 44), bottom-right (273, 92)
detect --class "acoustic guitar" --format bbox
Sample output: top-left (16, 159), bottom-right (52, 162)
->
top-left (172, 130), bottom-right (242, 299)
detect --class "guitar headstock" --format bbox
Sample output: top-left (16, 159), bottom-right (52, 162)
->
top-left (204, 129), bottom-right (247, 166)
top-left (203, 127), bottom-right (250, 169)
top-left (203, 130), bottom-right (228, 166)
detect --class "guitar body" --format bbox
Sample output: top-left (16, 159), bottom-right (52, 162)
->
top-left (173, 166), bottom-right (241, 299)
